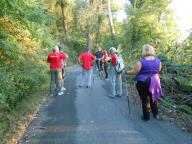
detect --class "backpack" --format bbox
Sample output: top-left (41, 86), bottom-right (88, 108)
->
top-left (115, 56), bottom-right (124, 73)
top-left (95, 51), bottom-right (103, 59)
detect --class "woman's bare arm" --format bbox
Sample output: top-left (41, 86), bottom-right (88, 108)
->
top-left (128, 61), bottom-right (141, 75)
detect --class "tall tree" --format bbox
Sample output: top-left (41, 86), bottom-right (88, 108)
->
top-left (95, 1), bottom-right (102, 46)
top-left (60, 0), bottom-right (68, 40)
top-left (76, 0), bottom-right (100, 49)
top-left (56, 0), bottom-right (68, 41)
top-left (122, 0), bottom-right (179, 58)
top-left (107, 0), bottom-right (116, 38)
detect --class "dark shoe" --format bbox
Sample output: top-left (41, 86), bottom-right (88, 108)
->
top-left (141, 116), bottom-right (150, 121)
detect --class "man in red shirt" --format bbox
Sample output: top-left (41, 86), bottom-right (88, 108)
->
top-left (47, 46), bottom-right (68, 96)
top-left (79, 48), bottom-right (95, 88)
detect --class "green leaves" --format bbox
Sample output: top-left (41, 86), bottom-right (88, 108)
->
top-left (0, 93), bottom-right (5, 103)
top-left (0, 0), bottom-right (55, 110)
top-left (174, 76), bottom-right (192, 93)
top-left (0, 39), bottom-right (23, 60)
top-left (123, 0), bottom-right (179, 57)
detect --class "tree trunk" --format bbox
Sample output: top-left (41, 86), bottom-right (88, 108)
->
top-left (130, 0), bottom-right (144, 8)
top-left (86, 0), bottom-right (94, 50)
top-left (60, 1), bottom-right (68, 41)
top-left (95, 1), bottom-right (102, 46)
top-left (133, 0), bottom-right (137, 8)
top-left (87, 28), bottom-right (93, 50)
top-left (107, 0), bottom-right (115, 38)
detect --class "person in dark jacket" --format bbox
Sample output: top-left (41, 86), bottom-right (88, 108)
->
top-left (95, 47), bottom-right (104, 73)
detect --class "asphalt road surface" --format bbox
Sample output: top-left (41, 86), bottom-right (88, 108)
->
top-left (18, 67), bottom-right (192, 144)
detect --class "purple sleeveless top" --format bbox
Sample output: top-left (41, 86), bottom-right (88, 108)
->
top-left (136, 57), bottom-right (160, 81)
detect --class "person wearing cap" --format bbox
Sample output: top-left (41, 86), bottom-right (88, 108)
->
top-left (47, 46), bottom-right (68, 96)
top-left (79, 48), bottom-right (95, 88)
top-left (106, 47), bottom-right (123, 98)
top-left (127, 44), bottom-right (163, 121)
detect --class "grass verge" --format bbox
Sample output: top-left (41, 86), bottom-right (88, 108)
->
top-left (0, 65), bottom-right (77, 144)
top-left (0, 81), bottom-right (49, 144)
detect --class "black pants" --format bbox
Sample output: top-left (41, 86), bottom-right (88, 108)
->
top-left (103, 63), bottom-right (108, 78)
top-left (62, 68), bottom-right (65, 79)
top-left (136, 78), bottom-right (158, 120)
top-left (96, 59), bottom-right (103, 71)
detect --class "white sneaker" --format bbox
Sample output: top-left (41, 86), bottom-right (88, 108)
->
top-left (108, 94), bottom-right (115, 98)
top-left (61, 87), bottom-right (66, 91)
top-left (58, 92), bottom-right (64, 96)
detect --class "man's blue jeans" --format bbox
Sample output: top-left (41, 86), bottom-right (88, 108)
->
top-left (110, 67), bottom-right (122, 96)
top-left (80, 68), bottom-right (93, 87)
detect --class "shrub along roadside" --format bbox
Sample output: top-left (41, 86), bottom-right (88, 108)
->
top-left (0, 78), bottom-right (49, 144)
top-left (0, 64), bottom-right (77, 144)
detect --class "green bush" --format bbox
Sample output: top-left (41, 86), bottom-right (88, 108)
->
top-left (174, 76), bottom-right (192, 93)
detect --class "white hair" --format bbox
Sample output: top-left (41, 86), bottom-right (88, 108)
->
top-left (53, 45), bottom-right (59, 52)
top-left (142, 44), bottom-right (156, 56)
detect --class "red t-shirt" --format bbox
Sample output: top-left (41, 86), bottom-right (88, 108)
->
top-left (47, 52), bottom-right (68, 69)
top-left (110, 54), bottom-right (117, 67)
top-left (79, 52), bottom-right (95, 70)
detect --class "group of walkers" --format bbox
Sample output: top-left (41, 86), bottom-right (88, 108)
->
top-left (47, 44), bottom-right (163, 121)
top-left (78, 46), bottom-right (124, 98)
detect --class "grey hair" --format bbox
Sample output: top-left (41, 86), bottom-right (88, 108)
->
top-left (142, 44), bottom-right (156, 56)
top-left (53, 45), bottom-right (59, 52)
top-left (109, 47), bottom-right (116, 54)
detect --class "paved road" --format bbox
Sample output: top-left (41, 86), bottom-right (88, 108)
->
top-left (18, 67), bottom-right (192, 144)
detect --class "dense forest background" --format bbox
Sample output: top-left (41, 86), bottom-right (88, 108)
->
top-left (0, 0), bottom-right (191, 142)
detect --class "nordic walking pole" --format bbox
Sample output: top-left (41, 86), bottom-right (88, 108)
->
top-left (91, 68), bottom-right (94, 89)
top-left (124, 70), bottom-right (131, 116)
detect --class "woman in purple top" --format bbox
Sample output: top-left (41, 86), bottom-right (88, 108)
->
top-left (128, 44), bottom-right (163, 121)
